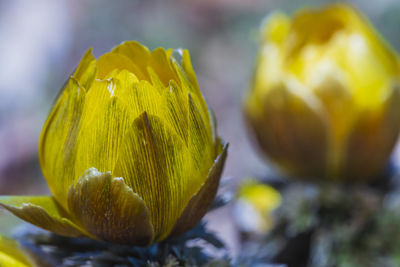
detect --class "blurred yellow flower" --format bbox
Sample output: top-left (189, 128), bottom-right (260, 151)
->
top-left (245, 4), bottom-right (400, 181)
top-left (0, 236), bottom-right (32, 267)
top-left (234, 180), bottom-right (281, 233)
top-left (0, 42), bottom-right (227, 245)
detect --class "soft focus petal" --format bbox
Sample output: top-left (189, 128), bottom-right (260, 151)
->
top-left (247, 82), bottom-right (328, 178)
top-left (68, 168), bottom-right (153, 245)
top-left (345, 86), bottom-right (400, 180)
top-left (0, 196), bottom-right (86, 238)
top-left (260, 12), bottom-right (290, 44)
top-left (169, 142), bottom-right (228, 238)
top-left (235, 180), bottom-right (281, 233)
top-left (246, 4), bottom-right (400, 181)
top-left (0, 236), bottom-right (31, 267)
top-left (113, 113), bottom-right (195, 242)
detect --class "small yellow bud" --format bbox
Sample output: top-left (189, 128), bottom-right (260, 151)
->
top-left (245, 4), bottom-right (400, 181)
top-left (234, 179), bottom-right (281, 233)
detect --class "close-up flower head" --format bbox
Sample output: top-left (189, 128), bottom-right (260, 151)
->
top-left (0, 41), bottom-right (227, 246)
top-left (245, 4), bottom-right (400, 181)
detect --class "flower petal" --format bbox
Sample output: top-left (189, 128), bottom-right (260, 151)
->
top-left (112, 74), bottom-right (163, 119)
top-left (39, 79), bottom-right (86, 209)
top-left (112, 42), bottom-right (179, 87)
top-left (113, 113), bottom-right (196, 242)
top-left (149, 48), bottom-right (179, 87)
top-left (169, 142), bottom-right (228, 238)
top-left (173, 50), bottom-right (211, 122)
top-left (181, 49), bottom-right (201, 97)
top-left (0, 236), bottom-right (32, 267)
top-left (248, 83), bottom-right (328, 178)
top-left (112, 41), bottom-right (152, 77)
top-left (344, 85), bottom-right (400, 180)
top-left (188, 93), bottom-right (214, 175)
top-left (160, 80), bottom-right (189, 143)
top-left (67, 168), bottom-right (153, 245)
top-left (73, 79), bottom-right (133, 180)
top-left (72, 48), bottom-right (97, 90)
top-left (0, 196), bottom-right (86, 238)
top-left (96, 52), bottom-right (146, 80)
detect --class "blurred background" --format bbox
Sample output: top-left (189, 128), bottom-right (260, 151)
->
top-left (1, 0), bottom-right (400, 258)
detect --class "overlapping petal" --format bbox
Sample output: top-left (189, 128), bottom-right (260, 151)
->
top-left (0, 196), bottom-right (86, 238)
top-left (68, 168), bottom-right (153, 245)
top-left (113, 113), bottom-right (195, 241)
top-left (39, 79), bottom-right (86, 208)
top-left (169, 142), bottom-right (228, 238)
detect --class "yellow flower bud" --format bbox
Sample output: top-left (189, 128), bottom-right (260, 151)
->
top-left (0, 42), bottom-right (227, 245)
top-left (245, 4), bottom-right (400, 181)
top-left (234, 179), bottom-right (281, 233)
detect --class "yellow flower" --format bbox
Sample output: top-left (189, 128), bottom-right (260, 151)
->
top-left (0, 236), bottom-right (32, 267)
top-left (234, 180), bottom-right (281, 233)
top-left (245, 4), bottom-right (400, 181)
top-left (0, 42), bottom-right (227, 245)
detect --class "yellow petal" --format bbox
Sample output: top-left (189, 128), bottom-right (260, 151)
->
top-left (249, 83), bottom-right (328, 178)
top-left (344, 85), bottom-right (400, 180)
top-left (113, 113), bottom-right (195, 242)
top-left (174, 50), bottom-right (210, 117)
top-left (237, 180), bottom-right (281, 214)
top-left (73, 79), bottom-right (133, 180)
top-left (147, 66), bottom-right (167, 93)
top-left (260, 12), bottom-right (290, 44)
top-left (0, 196), bottom-right (86, 238)
top-left (188, 93), bottom-right (214, 176)
top-left (68, 168), bottom-right (154, 245)
top-left (172, 52), bottom-right (214, 143)
top-left (160, 80), bottom-right (189, 143)
top-left (72, 48), bottom-right (97, 90)
top-left (169, 142), bottom-right (228, 238)
top-left (181, 49), bottom-right (201, 97)
top-left (112, 42), bottom-right (179, 87)
top-left (287, 4), bottom-right (399, 108)
top-left (0, 236), bottom-right (32, 267)
top-left (149, 48), bottom-right (179, 87)
top-left (96, 52), bottom-right (146, 80)
top-left (111, 41), bottom-right (152, 78)
top-left (39, 79), bottom-right (86, 209)
top-left (112, 75), bottom-right (163, 119)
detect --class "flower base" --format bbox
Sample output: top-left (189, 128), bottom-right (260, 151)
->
top-left (237, 170), bottom-right (400, 267)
